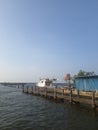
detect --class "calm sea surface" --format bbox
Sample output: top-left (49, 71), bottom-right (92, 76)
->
top-left (0, 84), bottom-right (98, 130)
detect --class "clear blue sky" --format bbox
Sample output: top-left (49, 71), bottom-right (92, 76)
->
top-left (0, 0), bottom-right (98, 82)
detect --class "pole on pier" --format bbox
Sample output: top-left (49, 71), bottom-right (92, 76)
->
top-left (54, 88), bottom-right (56, 100)
top-left (45, 87), bottom-right (47, 97)
top-left (26, 86), bottom-right (28, 93)
top-left (92, 91), bottom-right (96, 109)
top-left (18, 85), bottom-right (19, 88)
top-left (37, 87), bottom-right (39, 94)
top-left (22, 84), bottom-right (24, 92)
top-left (62, 89), bottom-right (64, 97)
top-left (70, 89), bottom-right (72, 103)
top-left (35, 85), bottom-right (36, 93)
top-left (77, 89), bottom-right (79, 98)
top-left (32, 86), bottom-right (33, 93)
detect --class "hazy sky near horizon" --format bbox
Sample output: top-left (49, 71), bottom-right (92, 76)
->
top-left (0, 0), bottom-right (98, 82)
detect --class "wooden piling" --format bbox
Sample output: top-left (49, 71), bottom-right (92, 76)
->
top-left (62, 89), bottom-right (64, 97)
top-left (22, 86), bottom-right (98, 111)
top-left (22, 84), bottom-right (24, 92)
top-left (37, 87), bottom-right (39, 94)
top-left (45, 87), bottom-right (47, 97)
top-left (70, 89), bottom-right (72, 103)
top-left (26, 86), bottom-right (28, 93)
top-left (77, 89), bottom-right (79, 98)
top-left (32, 86), bottom-right (33, 93)
top-left (34, 86), bottom-right (37, 94)
top-left (92, 91), bottom-right (96, 109)
top-left (54, 88), bottom-right (56, 100)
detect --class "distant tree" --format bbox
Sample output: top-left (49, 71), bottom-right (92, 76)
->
top-left (77, 70), bottom-right (95, 76)
top-left (85, 71), bottom-right (95, 76)
top-left (77, 70), bottom-right (86, 76)
top-left (72, 70), bottom-right (96, 84)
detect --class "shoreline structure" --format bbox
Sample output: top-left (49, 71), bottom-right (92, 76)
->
top-left (22, 85), bottom-right (98, 110)
top-left (1, 75), bottom-right (98, 111)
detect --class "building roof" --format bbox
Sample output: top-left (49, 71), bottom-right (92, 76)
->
top-left (75, 75), bottom-right (98, 79)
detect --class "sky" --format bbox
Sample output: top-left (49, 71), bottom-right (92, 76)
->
top-left (0, 0), bottom-right (98, 82)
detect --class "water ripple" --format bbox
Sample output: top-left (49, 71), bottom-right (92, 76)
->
top-left (0, 85), bottom-right (98, 130)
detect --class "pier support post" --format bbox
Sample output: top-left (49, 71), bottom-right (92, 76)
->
top-left (33, 85), bottom-right (36, 94)
top-left (27, 86), bottom-right (28, 93)
top-left (32, 86), bottom-right (33, 93)
top-left (45, 87), bottom-right (47, 97)
top-left (62, 89), bottom-right (64, 97)
top-left (37, 87), bottom-right (39, 94)
top-left (22, 84), bottom-right (24, 92)
top-left (54, 88), bottom-right (56, 100)
top-left (92, 91), bottom-right (96, 109)
top-left (18, 85), bottom-right (19, 88)
top-left (70, 89), bottom-right (72, 103)
top-left (39, 87), bottom-right (41, 95)
top-left (77, 90), bottom-right (79, 98)
top-left (35, 86), bottom-right (36, 93)
top-left (36, 86), bottom-right (38, 94)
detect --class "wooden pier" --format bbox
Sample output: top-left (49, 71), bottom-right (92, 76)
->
top-left (22, 86), bottom-right (98, 110)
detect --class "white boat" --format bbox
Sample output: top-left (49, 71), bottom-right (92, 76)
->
top-left (37, 78), bottom-right (56, 88)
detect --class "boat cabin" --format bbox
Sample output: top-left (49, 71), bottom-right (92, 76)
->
top-left (37, 79), bottom-right (54, 87)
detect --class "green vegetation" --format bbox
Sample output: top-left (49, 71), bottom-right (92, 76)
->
top-left (72, 70), bottom-right (95, 84)
top-left (77, 70), bottom-right (95, 76)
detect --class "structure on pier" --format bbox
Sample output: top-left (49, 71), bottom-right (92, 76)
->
top-left (75, 75), bottom-right (98, 91)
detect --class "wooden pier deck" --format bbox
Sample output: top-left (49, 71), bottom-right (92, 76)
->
top-left (22, 86), bottom-right (98, 110)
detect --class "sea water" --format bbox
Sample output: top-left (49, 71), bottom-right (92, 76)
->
top-left (0, 84), bottom-right (98, 130)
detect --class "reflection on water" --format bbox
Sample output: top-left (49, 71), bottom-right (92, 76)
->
top-left (0, 84), bottom-right (98, 130)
